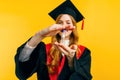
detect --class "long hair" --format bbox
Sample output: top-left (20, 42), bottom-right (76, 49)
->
top-left (47, 14), bottom-right (79, 74)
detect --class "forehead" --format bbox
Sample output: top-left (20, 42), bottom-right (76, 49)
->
top-left (59, 14), bottom-right (72, 20)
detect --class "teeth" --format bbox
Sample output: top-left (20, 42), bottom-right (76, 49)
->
top-left (62, 33), bottom-right (65, 39)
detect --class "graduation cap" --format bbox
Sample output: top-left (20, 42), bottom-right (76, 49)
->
top-left (49, 0), bottom-right (85, 30)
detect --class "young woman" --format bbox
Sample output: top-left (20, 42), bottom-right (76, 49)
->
top-left (15, 0), bottom-right (92, 80)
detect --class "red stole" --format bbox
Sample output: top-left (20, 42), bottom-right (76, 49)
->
top-left (76, 45), bottom-right (85, 59)
top-left (48, 56), bottom-right (65, 80)
top-left (45, 43), bottom-right (85, 80)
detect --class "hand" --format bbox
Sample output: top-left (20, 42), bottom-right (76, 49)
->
top-left (54, 42), bottom-right (77, 68)
top-left (54, 42), bottom-right (77, 59)
top-left (39, 24), bottom-right (75, 37)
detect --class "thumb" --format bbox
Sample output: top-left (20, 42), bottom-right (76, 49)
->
top-left (70, 45), bottom-right (77, 50)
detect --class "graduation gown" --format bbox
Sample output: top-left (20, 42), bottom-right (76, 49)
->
top-left (14, 42), bottom-right (92, 80)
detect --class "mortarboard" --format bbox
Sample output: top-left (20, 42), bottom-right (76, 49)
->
top-left (49, 0), bottom-right (85, 30)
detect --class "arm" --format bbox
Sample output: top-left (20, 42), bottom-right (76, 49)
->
top-left (70, 48), bottom-right (92, 80)
top-left (14, 24), bottom-right (74, 79)
top-left (14, 41), bottom-right (46, 79)
top-left (18, 24), bottom-right (65, 62)
top-left (18, 42), bottom-right (36, 62)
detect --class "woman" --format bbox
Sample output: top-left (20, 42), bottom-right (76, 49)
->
top-left (15, 0), bottom-right (92, 80)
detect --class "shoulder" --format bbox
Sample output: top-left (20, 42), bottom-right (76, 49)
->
top-left (78, 45), bottom-right (91, 54)
top-left (76, 45), bottom-right (91, 59)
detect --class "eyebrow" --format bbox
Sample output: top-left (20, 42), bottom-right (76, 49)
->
top-left (58, 20), bottom-right (71, 22)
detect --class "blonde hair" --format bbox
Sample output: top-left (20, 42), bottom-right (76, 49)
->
top-left (47, 14), bottom-right (79, 74)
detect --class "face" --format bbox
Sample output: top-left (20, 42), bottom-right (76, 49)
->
top-left (57, 14), bottom-right (74, 39)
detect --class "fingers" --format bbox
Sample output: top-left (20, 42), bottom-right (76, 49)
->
top-left (49, 24), bottom-right (64, 31)
top-left (54, 42), bottom-right (69, 55)
top-left (54, 42), bottom-right (77, 56)
top-left (38, 24), bottom-right (75, 38)
top-left (70, 45), bottom-right (77, 50)
top-left (65, 25), bottom-right (75, 30)
top-left (49, 24), bottom-right (75, 32)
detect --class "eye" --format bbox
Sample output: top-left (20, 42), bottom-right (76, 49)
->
top-left (67, 22), bottom-right (71, 24)
top-left (67, 21), bottom-right (72, 24)
top-left (57, 21), bottom-right (63, 24)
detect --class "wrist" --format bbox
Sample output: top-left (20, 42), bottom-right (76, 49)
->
top-left (28, 33), bottom-right (44, 47)
top-left (35, 31), bottom-right (45, 39)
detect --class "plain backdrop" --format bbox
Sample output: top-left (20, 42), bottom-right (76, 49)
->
top-left (0, 0), bottom-right (120, 80)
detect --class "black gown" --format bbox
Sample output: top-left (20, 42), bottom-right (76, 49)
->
top-left (14, 41), bottom-right (92, 80)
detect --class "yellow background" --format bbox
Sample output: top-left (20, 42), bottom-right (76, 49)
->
top-left (0, 0), bottom-right (120, 80)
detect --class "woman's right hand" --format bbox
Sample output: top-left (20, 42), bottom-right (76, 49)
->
top-left (39, 24), bottom-right (75, 37)
top-left (27, 24), bottom-right (75, 47)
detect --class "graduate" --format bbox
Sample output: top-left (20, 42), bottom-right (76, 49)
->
top-left (14, 0), bottom-right (92, 80)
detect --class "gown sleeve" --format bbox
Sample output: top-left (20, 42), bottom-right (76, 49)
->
top-left (14, 41), bottom-right (47, 80)
top-left (70, 48), bottom-right (92, 80)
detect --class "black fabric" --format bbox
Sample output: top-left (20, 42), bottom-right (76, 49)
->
top-left (49, 0), bottom-right (84, 22)
top-left (15, 42), bottom-right (49, 80)
top-left (73, 48), bottom-right (92, 80)
top-left (14, 41), bottom-right (92, 80)
top-left (58, 57), bottom-right (72, 80)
